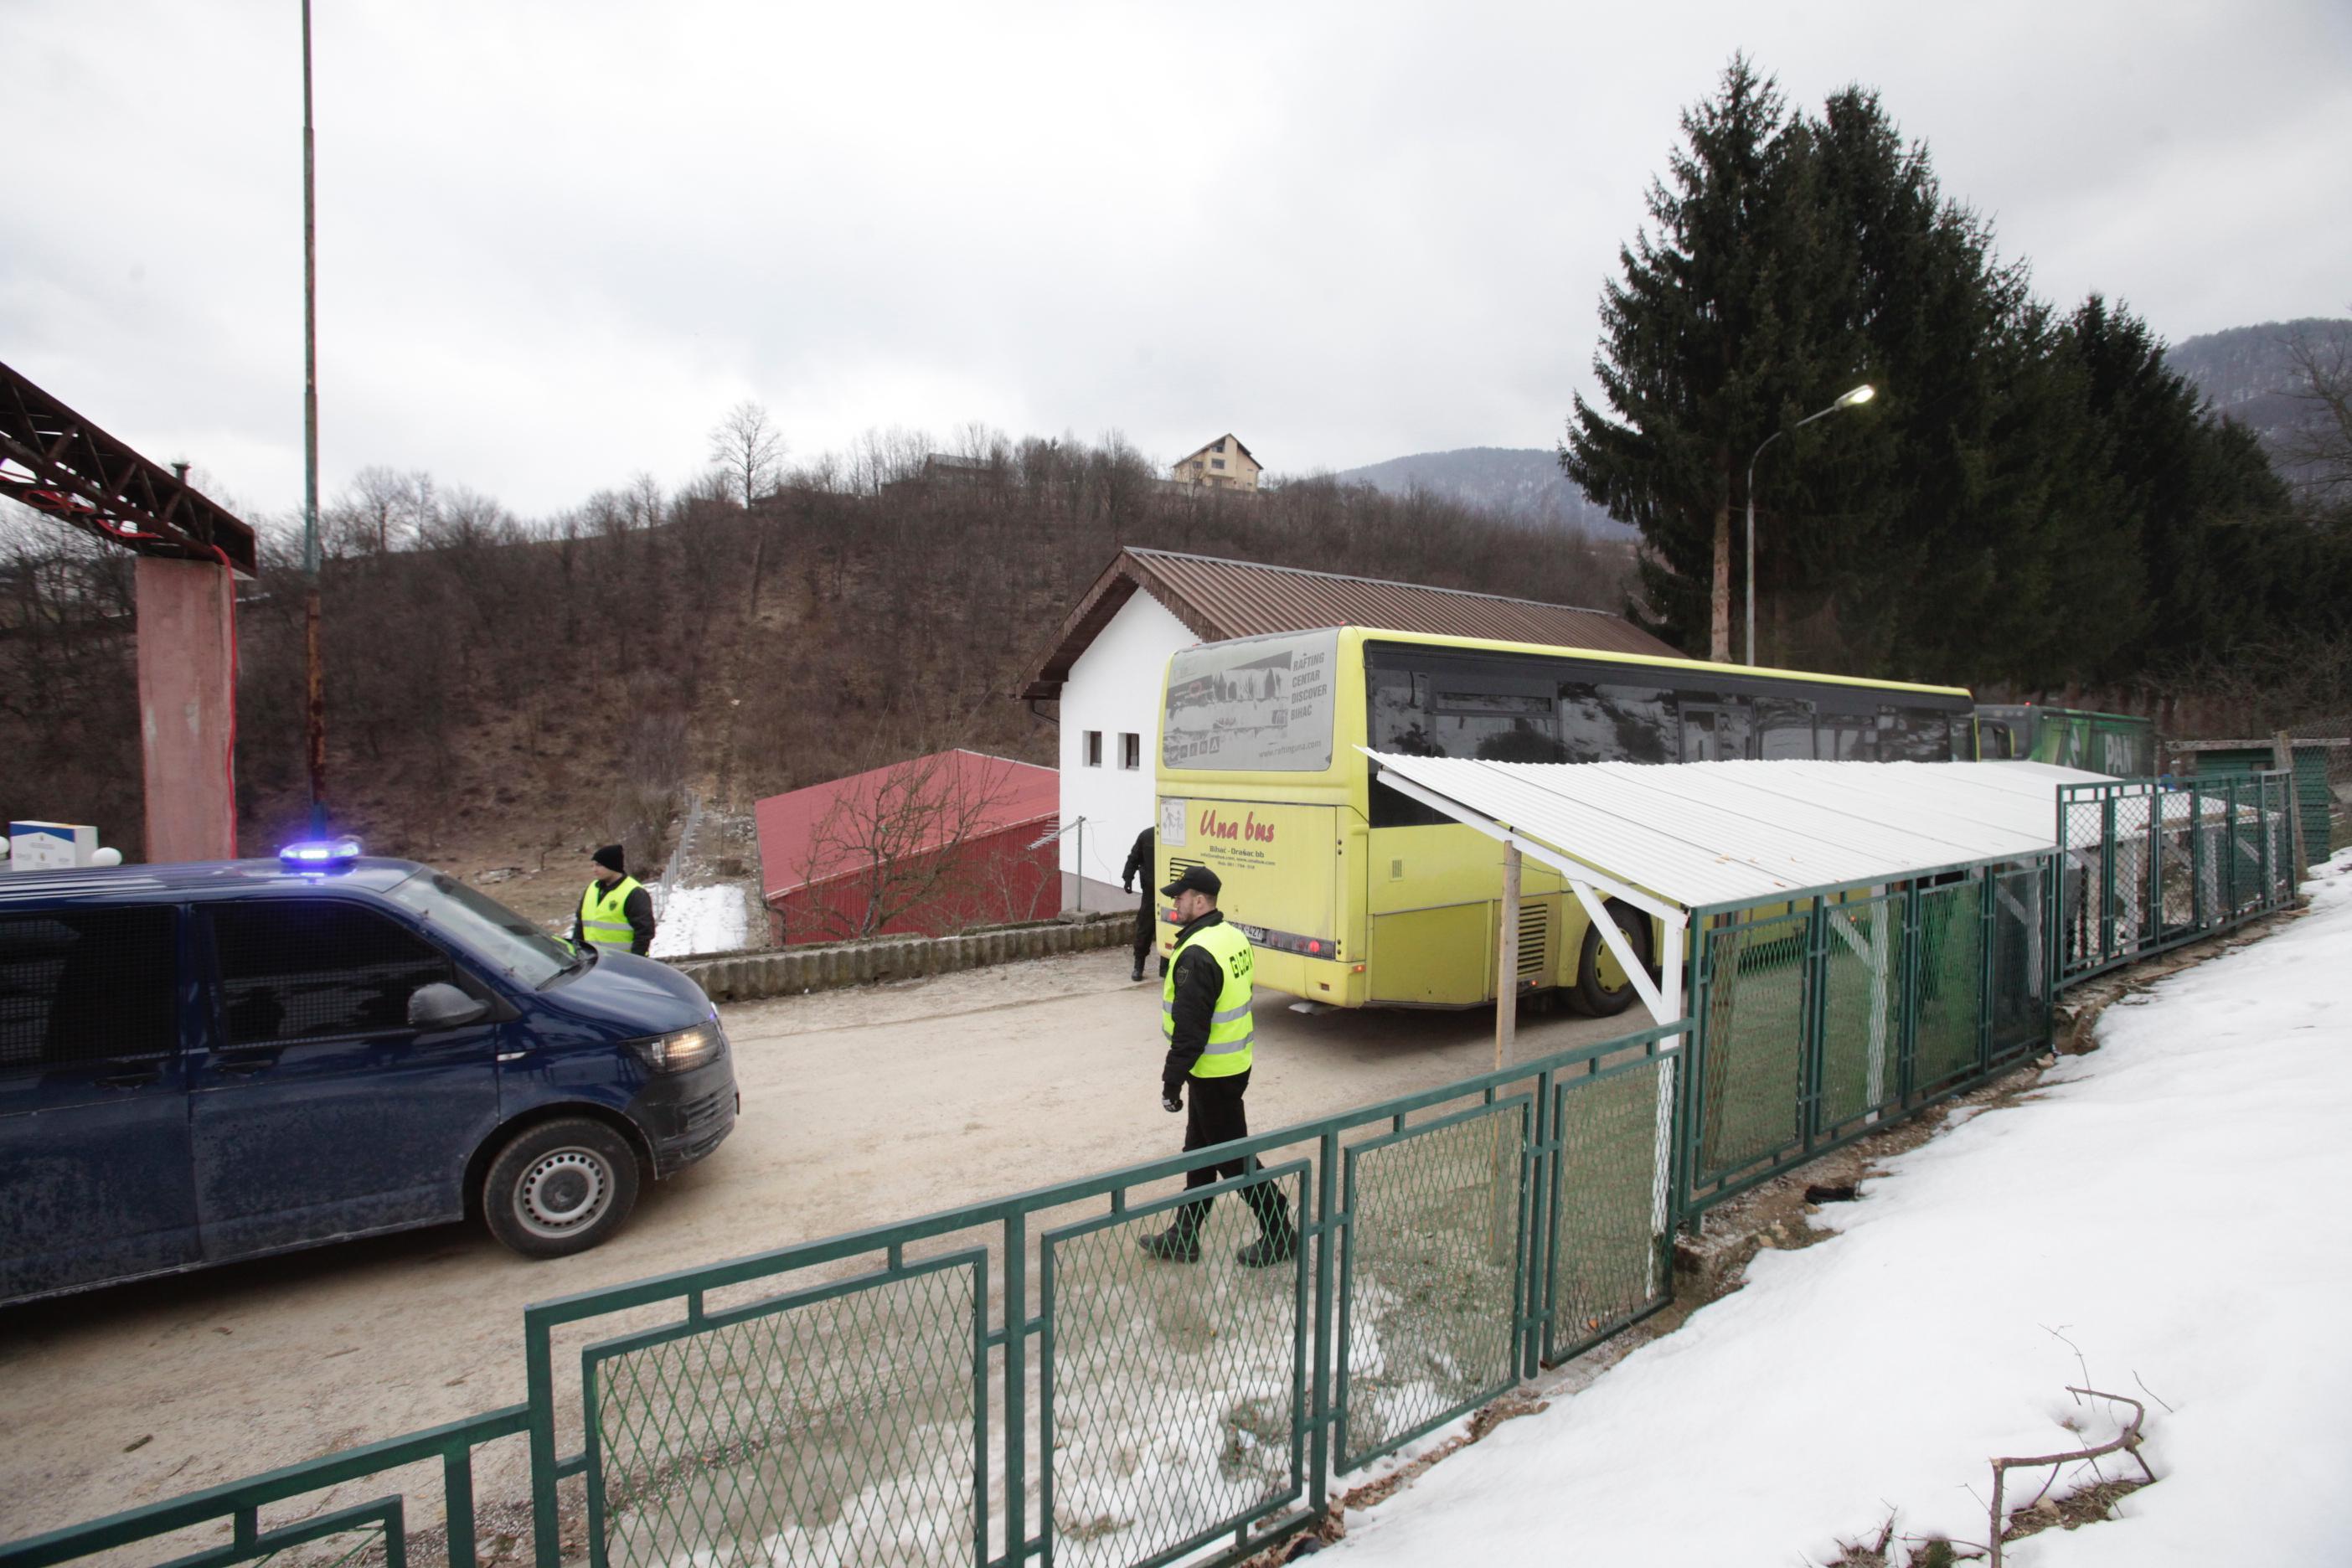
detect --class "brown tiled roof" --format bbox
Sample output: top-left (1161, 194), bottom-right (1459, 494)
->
top-left (1019, 548), bottom-right (1673, 700)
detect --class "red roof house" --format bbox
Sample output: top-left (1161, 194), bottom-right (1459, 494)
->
top-left (754, 750), bottom-right (1060, 946)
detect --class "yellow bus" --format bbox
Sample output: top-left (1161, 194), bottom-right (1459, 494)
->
top-left (1153, 627), bottom-right (1975, 1013)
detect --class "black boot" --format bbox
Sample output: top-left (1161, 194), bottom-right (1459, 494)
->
top-left (1235, 1185), bottom-right (1296, 1269)
top-left (1131, 956), bottom-right (1146, 983)
top-left (1137, 1219), bottom-right (1200, 1263)
top-left (1235, 1219), bottom-right (1295, 1269)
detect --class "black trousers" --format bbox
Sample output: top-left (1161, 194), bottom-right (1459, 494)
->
top-left (1132, 894), bottom-right (1154, 964)
top-left (1177, 1070), bottom-right (1291, 1235)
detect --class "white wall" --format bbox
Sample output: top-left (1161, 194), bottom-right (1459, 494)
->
top-left (1058, 587), bottom-right (1194, 911)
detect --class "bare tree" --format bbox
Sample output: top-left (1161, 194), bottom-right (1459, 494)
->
top-left (788, 750), bottom-right (1022, 941)
top-left (2278, 318), bottom-right (2352, 503)
top-left (709, 400), bottom-right (785, 508)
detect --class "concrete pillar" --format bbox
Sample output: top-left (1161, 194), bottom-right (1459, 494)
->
top-left (135, 556), bottom-right (238, 863)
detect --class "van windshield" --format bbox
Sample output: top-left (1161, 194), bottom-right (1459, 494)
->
top-left (384, 869), bottom-right (575, 988)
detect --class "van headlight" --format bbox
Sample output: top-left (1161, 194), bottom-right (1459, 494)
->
top-left (629, 1023), bottom-right (724, 1073)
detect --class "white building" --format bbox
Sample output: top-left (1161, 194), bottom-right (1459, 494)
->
top-left (1019, 548), bottom-right (1674, 911)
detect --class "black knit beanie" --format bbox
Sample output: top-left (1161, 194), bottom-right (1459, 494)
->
top-left (593, 843), bottom-right (626, 875)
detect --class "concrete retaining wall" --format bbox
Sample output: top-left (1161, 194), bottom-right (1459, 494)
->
top-left (677, 911), bottom-right (1134, 1004)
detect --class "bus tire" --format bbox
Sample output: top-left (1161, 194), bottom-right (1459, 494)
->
top-left (1572, 903), bottom-right (1652, 1018)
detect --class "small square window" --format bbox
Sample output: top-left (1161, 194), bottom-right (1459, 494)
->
top-left (1120, 732), bottom-right (1141, 770)
top-left (1210, 457), bottom-right (1226, 470)
top-left (1084, 730), bottom-right (1102, 767)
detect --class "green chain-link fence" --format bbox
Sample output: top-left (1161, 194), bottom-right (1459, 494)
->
top-left (1677, 857), bottom-right (2048, 1220)
top-left (2058, 772), bottom-right (2297, 983)
top-left (8, 776), bottom-right (2307, 1568)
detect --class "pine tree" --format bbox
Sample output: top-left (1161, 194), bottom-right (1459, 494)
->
top-left (1563, 56), bottom-right (1812, 660)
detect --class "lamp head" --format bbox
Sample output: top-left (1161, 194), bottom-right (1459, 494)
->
top-left (1836, 384), bottom-right (1876, 409)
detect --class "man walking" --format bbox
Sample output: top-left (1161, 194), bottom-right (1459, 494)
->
top-left (573, 843), bottom-right (657, 956)
top-left (1137, 865), bottom-right (1295, 1268)
top-left (1119, 824), bottom-right (1156, 983)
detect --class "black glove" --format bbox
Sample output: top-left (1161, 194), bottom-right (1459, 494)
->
top-left (1162, 1089), bottom-right (1183, 1114)
top-left (1122, 879), bottom-right (1133, 894)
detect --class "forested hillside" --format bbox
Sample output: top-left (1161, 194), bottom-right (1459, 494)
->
top-left (0, 437), bottom-right (1635, 908)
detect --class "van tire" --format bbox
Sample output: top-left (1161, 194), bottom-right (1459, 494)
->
top-left (1571, 904), bottom-right (1652, 1018)
top-left (482, 1118), bottom-right (641, 1258)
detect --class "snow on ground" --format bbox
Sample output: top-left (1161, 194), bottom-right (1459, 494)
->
top-left (650, 883), bottom-right (749, 959)
top-left (1333, 851), bottom-right (2352, 1566)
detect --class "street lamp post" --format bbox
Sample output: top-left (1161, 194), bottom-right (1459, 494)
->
top-left (1744, 383), bottom-right (1875, 667)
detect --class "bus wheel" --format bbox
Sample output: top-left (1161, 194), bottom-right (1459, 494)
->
top-left (1573, 904), bottom-right (1652, 1017)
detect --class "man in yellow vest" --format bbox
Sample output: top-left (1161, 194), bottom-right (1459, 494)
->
top-left (572, 844), bottom-right (656, 956)
top-left (1138, 864), bottom-right (1295, 1267)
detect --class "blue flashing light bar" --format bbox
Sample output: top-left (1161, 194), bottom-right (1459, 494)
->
top-left (279, 837), bottom-right (363, 867)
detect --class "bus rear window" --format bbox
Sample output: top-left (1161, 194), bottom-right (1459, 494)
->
top-left (1163, 628), bottom-right (1340, 772)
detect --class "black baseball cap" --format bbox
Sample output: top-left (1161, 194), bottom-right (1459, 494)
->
top-left (1160, 864), bottom-right (1220, 900)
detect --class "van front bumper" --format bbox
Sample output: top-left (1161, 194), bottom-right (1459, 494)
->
top-left (627, 1050), bottom-right (740, 1179)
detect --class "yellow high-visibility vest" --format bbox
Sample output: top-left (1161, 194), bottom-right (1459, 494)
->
top-left (579, 875), bottom-right (644, 952)
top-left (1163, 919), bottom-right (1255, 1078)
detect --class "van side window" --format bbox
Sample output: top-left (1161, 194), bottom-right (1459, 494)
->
top-left (210, 901), bottom-right (451, 1045)
top-left (0, 908), bottom-right (177, 1072)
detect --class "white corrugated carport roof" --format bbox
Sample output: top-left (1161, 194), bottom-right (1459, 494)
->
top-left (1364, 754), bottom-right (2107, 911)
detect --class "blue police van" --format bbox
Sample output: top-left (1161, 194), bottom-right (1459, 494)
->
top-left (0, 843), bottom-right (738, 1306)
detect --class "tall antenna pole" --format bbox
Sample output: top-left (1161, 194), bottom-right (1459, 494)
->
top-left (302, 0), bottom-right (328, 834)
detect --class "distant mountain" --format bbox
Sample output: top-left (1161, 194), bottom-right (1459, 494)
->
top-left (2167, 317), bottom-right (2349, 493)
top-left (1329, 447), bottom-right (1635, 538)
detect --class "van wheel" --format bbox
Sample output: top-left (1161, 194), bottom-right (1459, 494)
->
top-left (482, 1119), bottom-right (641, 1258)
top-left (1571, 904), bottom-right (1653, 1018)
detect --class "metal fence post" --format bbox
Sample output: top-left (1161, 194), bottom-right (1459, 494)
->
top-left (2099, 792), bottom-right (2117, 967)
top-left (1976, 866), bottom-right (1997, 1071)
top-left (2226, 776), bottom-right (2241, 916)
top-left (2258, 774), bottom-right (2274, 912)
top-left (1004, 1210), bottom-right (1027, 1566)
top-left (1801, 895), bottom-right (1828, 1155)
top-left (2146, 787), bottom-right (2163, 943)
top-left (1898, 880), bottom-right (1924, 1108)
top-left (1311, 1127), bottom-right (1338, 1498)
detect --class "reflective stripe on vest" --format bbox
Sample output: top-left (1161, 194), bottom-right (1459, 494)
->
top-left (580, 875), bottom-right (643, 952)
top-left (1162, 919), bottom-right (1255, 1079)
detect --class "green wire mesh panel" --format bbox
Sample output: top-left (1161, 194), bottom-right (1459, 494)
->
top-left (249, 1522), bottom-right (395, 1568)
top-left (1694, 911), bottom-right (1810, 1188)
top-left (1911, 880), bottom-right (1984, 1094)
top-left (1335, 1101), bottom-right (1529, 1471)
top-left (2112, 792), bottom-right (2157, 957)
top-left (2157, 794), bottom-right (2199, 933)
top-left (1987, 866), bottom-right (2047, 1059)
top-left (1546, 1060), bottom-right (1669, 1364)
top-left (2057, 790), bottom-right (2105, 977)
top-left (588, 1259), bottom-right (982, 1568)
top-left (1041, 1173), bottom-right (1305, 1568)
top-left (1818, 895), bottom-right (1906, 1133)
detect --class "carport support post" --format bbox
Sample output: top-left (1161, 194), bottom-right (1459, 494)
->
top-left (1494, 843), bottom-right (1521, 1072)
top-left (134, 555), bottom-right (238, 862)
top-left (2275, 731), bottom-right (2308, 886)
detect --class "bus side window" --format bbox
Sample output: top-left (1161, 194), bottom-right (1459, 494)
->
top-left (1820, 714), bottom-right (1875, 760)
top-left (1877, 709), bottom-right (1951, 761)
top-left (1573, 682), bottom-right (1674, 764)
top-left (1981, 721), bottom-right (2014, 760)
top-left (1756, 698), bottom-right (1815, 759)
top-left (1678, 699), bottom-right (1752, 761)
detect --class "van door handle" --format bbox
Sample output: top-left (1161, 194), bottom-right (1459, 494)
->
top-left (214, 1055), bottom-right (276, 1076)
top-left (99, 1069), bottom-right (161, 1089)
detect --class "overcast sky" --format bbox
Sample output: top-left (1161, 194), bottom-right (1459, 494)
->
top-left (5, 1), bottom-right (2348, 523)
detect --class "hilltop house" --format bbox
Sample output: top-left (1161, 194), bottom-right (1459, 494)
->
top-left (1170, 436), bottom-right (1261, 492)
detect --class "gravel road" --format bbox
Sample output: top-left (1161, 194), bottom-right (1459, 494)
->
top-left (0, 946), bottom-right (1627, 1553)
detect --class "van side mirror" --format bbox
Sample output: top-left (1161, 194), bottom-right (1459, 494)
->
top-left (410, 983), bottom-right (491, 1031)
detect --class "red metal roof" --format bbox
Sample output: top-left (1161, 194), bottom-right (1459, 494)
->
top-left (755, 750), bottom-right (1059, 902)
top-left (1019, 547), bottom-right (1674, 699)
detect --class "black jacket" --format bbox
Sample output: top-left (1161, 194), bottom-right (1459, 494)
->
top-left (1162, 909), bottom-right (1239, 1092)
top-left (572, 879), bottom-right (658, 956)
top-left (1122, 827), bottom-right (1154, 892)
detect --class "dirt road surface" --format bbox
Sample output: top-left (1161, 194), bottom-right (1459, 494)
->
top-left (0, 947), bottom-right (1629, 1550)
